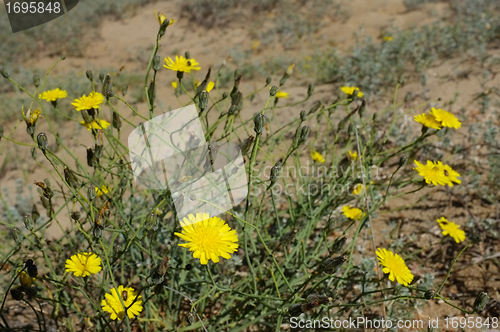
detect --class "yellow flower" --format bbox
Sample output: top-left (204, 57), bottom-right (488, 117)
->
top-left (341, 86), bottom-right (364, 98)
top-left (310, 150), bottom-right (325, 163)
top-left (39, 88), bottom-right (67, 102)
top-left (251, 40), bottom-right (261, 50)
top-left (376, 248), bottom-right (414, 286)
top-left (80, 119), bottom-right (111, 131)
top-left (342, 205), bottom-right (364, 220)
top-left (437, 217), bottom-right (466, 243)
top-left (347, 150), bottom-right (360, 161)
top-left (72, 92), bottom-right (105, 111)
top-left (434, 161), bottom-right (461, 186)
top-left (352, 184), bottom-right (364, 195)
top-left (174, 213), bottom-right (239, 265)
top-left (95, 185), bottom-right (109, 197)
top-left (413, 160), bottom-right (460, 187)
top-left (275, 90), bottom-right (289, 99)
top-left (383, 36), bottom-right (393, 41)
top-left (19, 270), bottom-right (36, 287)
top-left (164, 55), bottom-right (201, 73)
top-left (154, 11), bottom-right (175, 26)
top-left (22, 106), bottom-right (42, 125)
top-left (429, 107), bottom-right (461, 129)
top-left (206, 81), bottom-right (215, 93)
top-left (65, 252), bottom-right (102, 277)
top-left (171, 81), bottom-right (178, 89)
top-left (414, 113), bottom-right (442, 130)
top-left (101, 285), bottom-right (143, 320)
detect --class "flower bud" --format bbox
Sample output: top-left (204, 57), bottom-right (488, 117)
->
top-left (81, 109), bottom-right (92, 123)
top-left (32, 204), bottom-right (40, 222)
top-left (254, 114), bottom-right (265, 134)
top-left (424, 289), bottom-right (436, 300)
top-left (265, 77), bottom-right (271, 86)
top-left (71, 211), bottom-right (80, 221)
top-left (102, 74), bottom-right (111, 96)
top-left (32, 75), bottom-right (40, 87)
top-left (331, 236), bottom-right (347, 253)
top-left (37, 133), bottom-right (48, 150)
top-left (298, 126), bottom-right (310, 145)
top-left (99, 72), bottom-right (105, 83)
top-left (106, 89), bottom-right (114, 98)
top-left (1, 69), bottom-right (9, 78)
top-left (320, 255), bottom-right (347, 274)
top-left (11, 288), bottom-right (24, 301)
top-left (359, 99), bottom-right (366, 118)
top-left (153, 55), bottom-right (161, 71)
top-left (24, 215), bottom-right (34, 231)
top-left (300, 110), bottom-right (306, 122)
top-left (159, 19), bottom-right (168, 37)
top-left (289, 304), bottom-right (303, 317)
top-left (86, 70), bottom-right (93, 81)
top-left (112, 111), bottom-right (122, 129)
top-left (199, 91), bottom-right (209, 111)
top-left (93, 225), bottom-right (103, 240)
top-left (0, 125), bottom-right (4, 141)
top-left (185, 51), bottom-right (190, 59)
top-left (11, 227), bottom-right (23, 244)
top-left (347, 123), bottom-right (355, 138)
top-left (473, 292), bottom-right (489, 312)
top-left (146, 213), bottom-right (159, 231)
top-left (121, 84), bottom-right (128, 96)
top-left (60, 55), bottom-right (66, 60)
top-left (337, 116), bottom-right (349, 133)
top-left (308, 101), bottom-right (321, 114)
top-left (150, 256), bottom-right (169, 285)
top-left (31, 147), bottom-right (37, 160)
top-left (94, 144), bottom-right (104, 159)
top-left (87, 186), bottom-right (96, 201)
top-left (307, 83), bottom-right (314, 97)
top-left (27, 264), bottom-right (38, 278)
top-left (270, 165), bottom-right (281, 185)
top-left (64, 166), bottom-right (79, 189)
top-left (222, 92), bottom-right (228, 100)
top-left (398, 155), bottom-right (408, 168)
top-left (87, 148), bottom-right (97, 167)
top-left (270, 86), bottom-right (278, 97)
top-left (239, 136), bottom-right (255, 156)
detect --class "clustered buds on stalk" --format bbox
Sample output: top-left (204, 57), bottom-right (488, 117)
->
top-left (254, 114), bottom-right (266, 135)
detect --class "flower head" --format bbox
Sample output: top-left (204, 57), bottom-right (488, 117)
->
top-left (164, 56), bottom-right (201, 73)
top-left (376, 248), bottom-right (414, 286)
top-left (437, 217), bottom-right (466, 243)
top-left (19, 270), bottom-right (36, 287)
top-left (429, 107), bottom-right (461, 129)
top-left (414, 113), bottom-right (442, 130)
top-left (154, 11), bottom-right (175, 26)
top-left (22, 106), bottom-right (42, 125)
top-left (39, 88), bottom-right (67, 102)
top-left (413, 160), bottom-right (460, 187)
top-left (72, 92), bottom-right (105, 111)
top-left (206, 81), bottom-right (215, 93)
top-left (342, 205), bottom-right (364, 220)
top-left (171, 81), bottom-right (178, 89)
top-left (352, 184), bottom-right (364, 196)
top-left (95, 185), bottom-right (109, 197)
top-left (174, 213), bottom-right (239, 265)
top-left (275, 90), bottom-right (289, 99)
top-left (80, 119), bottom-right (111, 131)
top-left (101, 285), bottom-right (143, 320)
top-left (347, 150), bottom-right (360, 161)
top-left (65, 252), bottom-right (102, 277)
top-left (383, 36), bottom-right (393, 41)
top-left (435, 161), bottom-right (461, 186)
top-left (310, 150), bottom-right (325, 163)
top-left (341, 86), bottom-right (364, 98)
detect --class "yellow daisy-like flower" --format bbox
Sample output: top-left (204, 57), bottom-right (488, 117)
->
top-left (275, 90), bottom-right (289, 99)
top-left (164, 56), bottom-right (201, 73)
top-left (65, 252), bottom-right (102, 277)
top-left (352, 184), bottom-right (364, 195)
top-left (22, 106), bottom-right (42, 125)
top-left (347, 150), bottom-right (360, 161)
top-left (154, 11), bottom-right (175, 26)
top-left (434, 161), bottom-right (461, 186)
top-left (174, 213), bottom-right (239, 265)
top-left (171, 81), bottom-right (178, 89)
top-left (437, 217), bottom-right (466, 243)
top-left (101, 285), bottom-right (143, 320)
top-left (80, 119), bottom-right (111, 131)
top-left (383, 36), bottom-right (393, 41)
top-left (39, 88), bottom-right (68, 102)
top-left (342, 205), bottom-right (364, 220)
top-left (95, 185), bottom-right (109, 197)
top-left (414, 113), bottom-right (442, 130)
top-left (206, 81), bottom-right (215, 93)
top-left (72, 92), bottom-right (105, 111)
top-left (310, 150), bottom-right (325, 163)
top-left (376, 248), bottom-right (414, 286)
top-left (413, 160), bottom-right (449, 186)
top-left (341, 86), bottom-right (364, 98)
top-left (18, 270), bottom-right (36, 287)
top-left (429, 107), bottom-right (461, 129)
